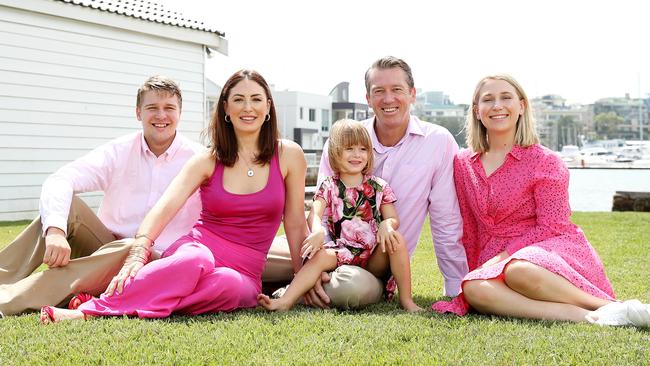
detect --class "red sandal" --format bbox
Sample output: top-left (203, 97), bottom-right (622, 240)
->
top-left (40, 306), bottom-right (87, 324)
top-left (40, 306), bottom-right (55, 325)
top-left (68, 292), bottom-right (94, 310)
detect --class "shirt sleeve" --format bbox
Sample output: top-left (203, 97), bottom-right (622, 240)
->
top-left (505, 153), bottom-right (574, 255)
top-left (453, 155), bottom-right (481, 272)
top-left (380, 180), bottom-right (397, 205)
top-left (427, 133), bottom-right (469, 297)
top-left (313, 177), bottom-right (330, 203)
top-left (39, 143), bottom-right (117, 235)
top-left (317, 140), bottom-right (334, 242)
top-left (317, 138), bottom-right (333, 188)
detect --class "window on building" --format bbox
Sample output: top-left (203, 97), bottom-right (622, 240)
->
top-left (300, 107), bottom-right (303, 120)
top-left (309, 108), bottom-right (316, 122)
top-left (333, 110), bottom-right (346, 122)
top-left (321, 109), bottom-right (330, 131)
top-left (206, 99), bottom-right (216, 120)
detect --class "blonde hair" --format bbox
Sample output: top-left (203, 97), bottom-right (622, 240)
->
top-left (466, 74), bottom-right (539, 152)
top-left (328, 119), bottom-right (374, 175)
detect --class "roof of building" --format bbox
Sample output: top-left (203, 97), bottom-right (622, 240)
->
top-left (56, 0), bottom-right (224, 36)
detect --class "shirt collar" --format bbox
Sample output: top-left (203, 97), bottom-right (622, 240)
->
top-left (508, 144), bottom-right (524, 161)
top-left (469, 144), bottom-right (524, 162)
top-left (370, 115), bottom-right (424, 153)
top-left (140, 132), bottom-right (181, 161)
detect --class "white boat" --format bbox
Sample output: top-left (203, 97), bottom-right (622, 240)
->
top-left (560, 145), bottom-right (580, 163)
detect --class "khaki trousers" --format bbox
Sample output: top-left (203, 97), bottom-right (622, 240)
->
top-left (0, 197), bottom-right (132, 315)
top-left (261, 236), bottom-right (383, 309)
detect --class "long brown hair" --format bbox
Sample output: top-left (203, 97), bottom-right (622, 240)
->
top-left (209, 69), bottom-right (279, 166)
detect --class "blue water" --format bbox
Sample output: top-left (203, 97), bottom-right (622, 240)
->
top-left (569, 169), bottom-right (650, 211)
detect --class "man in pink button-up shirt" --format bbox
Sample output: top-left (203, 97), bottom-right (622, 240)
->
top-left (0, 76), bottom-right (203, 316)
top-left (301, 57), bottom-right (468, 308)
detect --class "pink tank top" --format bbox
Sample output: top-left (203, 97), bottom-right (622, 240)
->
top-left (196, 149), bottom-right (285, 252)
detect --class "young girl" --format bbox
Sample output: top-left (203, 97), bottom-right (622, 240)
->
top-left (258, 119), bottom-right (422, 312)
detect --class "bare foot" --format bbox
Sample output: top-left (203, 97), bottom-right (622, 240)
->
top-left (257, 294), bottom-right (291, 312)
top-left (40, 306), bottom-right (86, 324)
top-left (400, 299), bottom-right (424, 313)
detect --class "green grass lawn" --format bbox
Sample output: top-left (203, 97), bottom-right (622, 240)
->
top-left (1, 212), bottom-right (649, 365)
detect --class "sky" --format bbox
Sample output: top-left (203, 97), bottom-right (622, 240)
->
top-left (155, 0), bottom-right (650, 106)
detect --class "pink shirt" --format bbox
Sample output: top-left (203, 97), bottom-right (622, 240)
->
top-left (319, 116), bottom-right (468, 296)
top-left (39, 131), bottom-right (204, 253)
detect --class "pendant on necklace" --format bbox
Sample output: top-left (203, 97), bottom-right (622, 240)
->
top-left (247, 169), bottom-right (254, 177)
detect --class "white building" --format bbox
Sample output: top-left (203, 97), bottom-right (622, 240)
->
top-left (273, 90), bottom-right (332, 152)
top-left (0, 0), bottom-right (227, 220)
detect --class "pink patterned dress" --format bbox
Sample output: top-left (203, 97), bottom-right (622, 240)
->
top-left (316, 175), bottom-right (397, 295)
top-left (431, 144), bottom-right (615, 315)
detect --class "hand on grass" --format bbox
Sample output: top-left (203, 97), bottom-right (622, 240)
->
top-left (43, 227), bottom-right (71, 268)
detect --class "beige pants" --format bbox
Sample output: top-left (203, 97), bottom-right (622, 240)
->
top-left (0, 197), bottom-right (132, 315)
top-left (261, 236), bottom-right (384, 309)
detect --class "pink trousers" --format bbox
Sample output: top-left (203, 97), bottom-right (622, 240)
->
top-left (78, 234), bottom-right (263, 318)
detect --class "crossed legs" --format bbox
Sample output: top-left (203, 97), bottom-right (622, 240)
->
top-left (463, 259), bottom-right (611, 322)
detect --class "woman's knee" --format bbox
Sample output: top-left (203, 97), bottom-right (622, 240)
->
top-left (503, 260), bottom-right (542, 293)
top-left (462, 280), bottom-right (498, 309)
top-left (174, 243), bottom-right (215, 272)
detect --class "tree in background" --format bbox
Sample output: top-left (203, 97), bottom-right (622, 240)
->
top-left (556, 115), bottom-right (582, 148)
top-left (593, 112), bottom-right (624, 139)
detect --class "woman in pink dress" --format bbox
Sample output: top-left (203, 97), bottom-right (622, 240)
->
top-left (40, 70), bottom-right (308, 323)
top-left (431, 74), bottom-right (650, 327)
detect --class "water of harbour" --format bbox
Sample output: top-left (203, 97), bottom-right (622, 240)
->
top-left (569, 169), bottom-right (650, 211)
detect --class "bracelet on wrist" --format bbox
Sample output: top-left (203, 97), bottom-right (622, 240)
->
top-left (134, 233), bottom-right (155, 246)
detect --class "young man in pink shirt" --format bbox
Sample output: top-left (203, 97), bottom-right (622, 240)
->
top-left (266, 56), bottom-right (469, 309)
top-left (0, 76), bottom-right (203, 316)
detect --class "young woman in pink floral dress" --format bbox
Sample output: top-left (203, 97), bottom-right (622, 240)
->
top-left (258, 119), bottom-right (422, 312)
top-left (431, 74), bottom-right (650, 327)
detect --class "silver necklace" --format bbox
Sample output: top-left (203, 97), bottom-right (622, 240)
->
top-left (239, 151), bottom-right (255, 177)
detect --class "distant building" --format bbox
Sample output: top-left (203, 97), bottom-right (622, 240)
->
top-left (593, 94), bottom-right (649, 140)
top-left (531, 95), bottom-right (592, 151)
top-left (273, 90), bottom-right (332, 152)
top-left (412, 89), bottom-right (466, 146)
top-left (0, 0), bottom-right (227, 220)
top-left (330, 82), bottom-right (370, 133)
top-left (414, 90), bottom-right (465, 119)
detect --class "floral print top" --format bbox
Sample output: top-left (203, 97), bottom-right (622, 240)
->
top-left (314, 175), bottom-right (398, 297)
